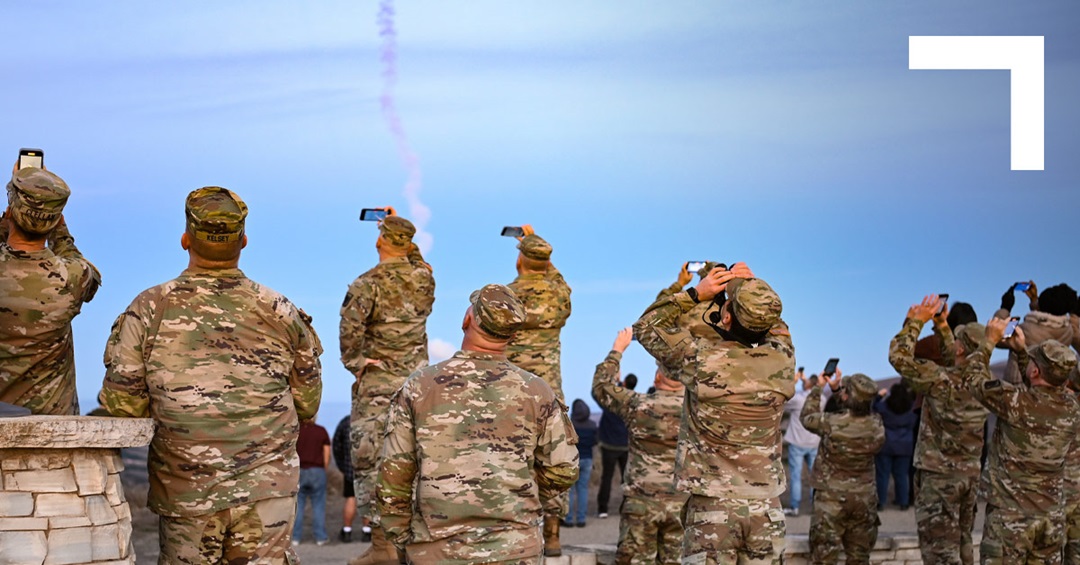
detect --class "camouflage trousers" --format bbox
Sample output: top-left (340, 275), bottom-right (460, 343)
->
top-left (980, 504), bottom-right (1064, 565)
top-left (617, 493), bottom-right (687, 565)
top-left (157, 496), bottom-right (297, 564)
top-left (809, 489), bottom-right (879, 565)
top-left (914, 470), bottom-right (978, 565)
top-left (351, 389), bottom-right (394, 518)
top-left (404, 525), bottom-right (543, 564)
top-left (1065, 495), bottom-right (1080, 565)
top-left (680, 495), bottom-right (785, 565)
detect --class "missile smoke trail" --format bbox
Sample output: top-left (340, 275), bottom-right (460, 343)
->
top-left (378, 0), bottom-right (433, 252)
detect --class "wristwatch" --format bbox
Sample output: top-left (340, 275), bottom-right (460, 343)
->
top-left (686, 288), bottom-right (701, 303)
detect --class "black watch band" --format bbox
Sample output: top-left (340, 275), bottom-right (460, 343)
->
top-left (686, 287), bottom-right (700, 303)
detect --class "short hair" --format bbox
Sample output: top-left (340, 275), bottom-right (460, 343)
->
top-left (624, 373), bottom-right (638, 391)
top-left (722, 302), bottom-right (768, 345)
top-left (520, 255), bottom-right (549, 272)
top-left (189, 233), bottom-right (243, 262)
top-left (1039, 284), bottom-right (1078, 317)
top-left (947, 302), bottom-right (978, 330)
top-left (847, 396), bottom-right (873, 417)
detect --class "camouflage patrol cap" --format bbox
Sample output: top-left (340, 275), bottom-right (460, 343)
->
top-left (517, 234), bottom-right (552, 261)
top-left (726, 278), bottom-right (782, 332)
top-left (6, 167), bottom-right (70, 234)
top-left (843, 373), bottom-right (878, 403)
top-left (1028, 340), bottom-right (1078, 386)
top-left (379, 216), bottom-right (416, 247)
top-left (954, 322), bottom-right (986, 354)
top-left (469, 284), bottom-right (526, 340)
top-left (185, 187), bottom-right (247, 243)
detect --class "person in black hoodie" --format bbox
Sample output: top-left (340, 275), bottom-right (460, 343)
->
top-left (565, 398), bottom-right (598, 527)
top-left (873, 382), bottom-right (918, 510)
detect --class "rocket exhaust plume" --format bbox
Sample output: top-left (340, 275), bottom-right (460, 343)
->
top-left (378, 0), bottom-right (433, 252)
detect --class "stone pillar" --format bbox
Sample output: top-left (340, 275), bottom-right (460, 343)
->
top-left (0, 416), bottom-right (154, 565)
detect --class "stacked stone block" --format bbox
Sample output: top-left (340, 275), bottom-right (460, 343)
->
top-left (0, 416), bottom-right (153, 565)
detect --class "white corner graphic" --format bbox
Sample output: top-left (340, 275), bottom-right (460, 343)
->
top-left (909, 36), bottom-right (1044, 171)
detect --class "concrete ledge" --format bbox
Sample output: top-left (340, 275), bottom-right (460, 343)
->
top-left (0, 416), bottom-right (154, 449)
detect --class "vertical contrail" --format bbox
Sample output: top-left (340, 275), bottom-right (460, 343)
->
top-left (378, 0), bottom-right (433, 253)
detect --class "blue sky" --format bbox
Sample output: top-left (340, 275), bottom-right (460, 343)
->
top-left (3, 1), bottom-right (1078, 425)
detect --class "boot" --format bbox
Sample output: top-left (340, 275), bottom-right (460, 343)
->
top-left (348, 526), bottom-right (401, 565)
top-left (543, 515), bottom-right (562, 557)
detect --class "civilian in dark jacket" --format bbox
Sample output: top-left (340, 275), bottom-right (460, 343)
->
top-left (874, 382), bottom-right (918, 509)
top-left (566, 399), bottom-right (598, 527)
top-left (595, 373), bottom-right (636, 517)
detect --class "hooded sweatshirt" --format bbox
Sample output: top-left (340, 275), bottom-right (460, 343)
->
top-left (571, 398), bottom-right (598, 460)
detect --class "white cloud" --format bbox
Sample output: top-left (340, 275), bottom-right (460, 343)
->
top-left (429, 338), bottom-right (457, 363)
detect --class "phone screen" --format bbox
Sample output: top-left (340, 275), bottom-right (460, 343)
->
top-left (938, 294), bottom-right (949, 314)
top-left (1014, 282), bottom-right (1031, 292)
top-left (501, 226), bottom-right (524, 237)
top-left (1003, 318), bottom-right (1020, 338)
top-left (823, 358), bottom-right (839, 376)
top-left (687, 261), bottom-right (707, 272)
top-left (18, 148), bottom-right (43, 170)
top-left (359, 208), bottom-right (388, 222)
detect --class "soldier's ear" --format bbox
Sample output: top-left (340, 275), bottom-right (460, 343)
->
top-left (180, 232), bottom-right (191, 251)
top-left (241, 234), bottom-right (248, 250)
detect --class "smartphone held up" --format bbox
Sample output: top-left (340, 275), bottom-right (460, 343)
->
top-left (18, 148), bottom-right (43, 170)
top-left (823, 358), bottom-right (840, 377)
top-left (1003, 317), bottom-right (1021, 339)
top-left (359, 208), bottom-right (388, 222)
top-left (501, 226), bottom-right (525, 238)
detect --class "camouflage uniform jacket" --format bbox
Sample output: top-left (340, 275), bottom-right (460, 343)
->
top-left (1066, 390), bottom-right (1080, 505)
top-left (800, 385), bottom-right (885, 496)
top-left (505, 269), bottom-right (571, 383)
top-left (889, 317), bottom-right (987, 477)
top-left (340, 255), bottom-right (435, 397)
top-left (376, 350), bottom-right (579, 562)
top-left (99, 267), bottom-right (323, 517)
top-left (633, 290), bottom-right (795, 500)
top-left (993, 308), bottom-right (1075, 385)
top-left (0, 222), bottom-right (100, 415)
top-left (964, 342), bottom-right (1080, 515)
top-left (591, 349), bottom-right (687, 499)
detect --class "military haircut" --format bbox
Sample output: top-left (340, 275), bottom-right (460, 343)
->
top-left (188, 230), bottom-right (244, 262)
top-left (520, 254), bottom-right (549, 272)
top-left (846, 395), bottom-right (873, 417)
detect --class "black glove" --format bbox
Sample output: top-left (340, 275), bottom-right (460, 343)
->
top-left (1000, 284), bottom-right (1016, 313)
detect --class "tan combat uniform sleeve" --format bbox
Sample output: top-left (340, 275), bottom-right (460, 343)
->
top-left (889, 317), bottom-right (946, 394)
top-left (936, 321), bottom-right (957, 366)
top-left (48, 221), bottom-right (101, 303)
top-left (799, 385), bottom-right (826, 435)
top-left (376, 382), bottom-right (418, 550)
top-left (633, 292), bottom-right (696, 384)
top-left (591, 350), bottom-right (635, 421)
top-left (340, 279), bottom-right (376, 378)
top-left (963, 341), bottom-right (1024, 420)
top-left (289, 308), bottom-right (323, 421)
top-left (534, 395), bottom-right (579, 505)
top-left (99, 299), bottom-right (152, 418)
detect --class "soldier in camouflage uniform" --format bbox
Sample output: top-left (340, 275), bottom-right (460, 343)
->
top-left (888, 294), bottom-right (989, 565)
top-left (591, 327), bottom-right (688, 565)
top-left (99, 187), bottom-right (323, 564)
top-left (506, 231), bottom-right (572, 402)
top-left (504, 229), bottom-right (572, 555)
top-left (340, 213), bottom-right (435, 565)
top-left (0, 167), bottom-right (100, 415)
top-left (964, 318), bottom-right (1080, 565)
top-left (801, 373), bottom-right (886, 564)
top-left (376, 284), bottom-right (579, 565)
top-left (634, 264), bottom-right (795, 564)
top-left (1064, 362), bottom-right (1080, 565)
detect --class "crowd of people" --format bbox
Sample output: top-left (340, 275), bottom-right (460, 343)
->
top-left (2, 162), bottom-right (1080, 565)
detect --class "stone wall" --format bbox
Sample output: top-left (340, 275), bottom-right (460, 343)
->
top-left (0, 416), bottom-right (154, 565)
